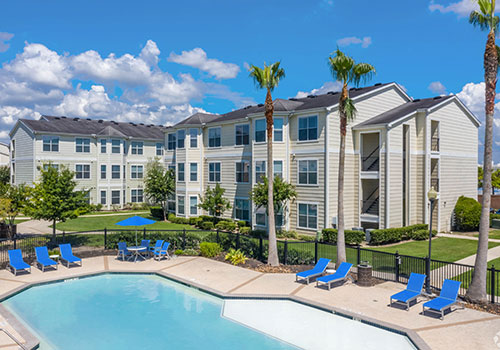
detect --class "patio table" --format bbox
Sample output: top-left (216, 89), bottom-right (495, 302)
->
top-left (127, 246), bottom-right (147, 262)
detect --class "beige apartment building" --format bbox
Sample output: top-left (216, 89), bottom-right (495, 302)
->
top-left (10, 82), bottom-right (479, 233)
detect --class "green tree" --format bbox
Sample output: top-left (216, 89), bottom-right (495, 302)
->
top-left (467, 0), bottom-right (499, 303)
top-left (144, 159), bottom-right (175, 221)
top-left (478, 166), bottom-right (483, 189)
top-left (0, 166), bottom-right (10, 186)
top-left (328, 49), bottom-right (375, 268)
top-left (251, 176), bottom-right (297, 227)
top-left (1, 184), bottom-right (30, 238)
top-left (198, 183), bottom-right (231, 219)
top-left (249, 62), bottom-right (285, 266)
top-left (25, 164), bottom-right (90, 238)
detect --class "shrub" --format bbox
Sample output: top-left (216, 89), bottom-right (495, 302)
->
top-left (225, 248), bottom-right (247, 265)
top-left (180, 248), bottom-right (199, 256)
top-left (200, 221), bottom-right (214, 230)
top-left (199, 215), bottom-right (214, 223)
top-left (189, 217), bottom-right (203, 226)
top-left (215, 220), bottom-right (237, 232)
top-left (368, 224), bottom-right (429, 245)
top-left (280, 246), bottom-right (315, 265)
top-left (167, 212), bottom-right (176, 221)
top-left (409, 229), bottom-right (437, 240)
top-left (239, 226), bottom-right (251, 235)
top-left (454, 196), bottom-right (481, 231)
top-left (200, 242), bottom-right (222, 258)
top-left (237, 220), bottom-right (247, 228)
top-left (249, 229), bottom-right (267, 238)
top-left (276, 229), bottom-right (298, 239)
top-left (298, 234), bottom-right (316, 242)
top-left (491, 213), bottom-right (500, 227)
top-left (174, 249), bottom-right (183, 255)
top-left (321, 228), bottom-right (364, 245)
top-left (150, 206), bottom-right (164, 219)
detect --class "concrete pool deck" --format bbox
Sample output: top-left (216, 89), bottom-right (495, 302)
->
top-left (0, 255), bottom-right (496, 350)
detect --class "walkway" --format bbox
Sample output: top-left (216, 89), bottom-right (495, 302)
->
top-left (437, 232), bottom-right (500, 243)
top-left (0, 256), bottom-right (497, 349)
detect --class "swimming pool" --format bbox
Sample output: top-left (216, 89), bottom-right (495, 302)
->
top-left (2, 273), bottom-right (418, 349)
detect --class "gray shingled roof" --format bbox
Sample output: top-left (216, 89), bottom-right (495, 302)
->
top-left (21, 116), bottom-right (166, 140)
top-left (174, 112), bottom-right (218, 126)
top-left (353, 95), bottom-right (454, 129)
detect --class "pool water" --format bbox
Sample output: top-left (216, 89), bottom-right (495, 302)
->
top-left (3, 274), bottom-right (296, 349)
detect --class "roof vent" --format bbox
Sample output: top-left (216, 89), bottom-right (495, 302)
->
top-left (413, 99), bottom-right (421, 102)
top-left (257, 103), bottom-right (264, 107)
top-left (61, 116), bottom-right (67, 119)
top-left (289, 97), bottom-right (298, 101)
top-left (374, 83), bottom-right (382, 86)
top-left (327, 91), bottom-right (338, 95)
top-left (244, 105), bottom-right (252, 109)
top-left (139, 123), bottom-right (144, 126)
top-left (54, 117), bottom-right (60, 120)
top-left (98, 120), bottom-right (103, 123)
top-left (433, 96), bottom-right (442, 100)
top-left (307, 95), bottom-right (316, 98)
top-left (86, 118), bottom-right (91, 121)
top-left (349, 87), bottom-right (356, 91)
top-left (73, 118), bottom-right (79, 121)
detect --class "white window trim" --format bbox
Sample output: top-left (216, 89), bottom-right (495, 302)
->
top-left (111, 190), bottom-right (121, 205)
top-left (235, 123), bottom-right (250, 146)
top-left (189, 162), bottom-right (198, 182)
top-left (100, 139), bottom-right (107, 154)
top-left (208, 161), bottom-right (221, 183)
top-left (130, 164), bottom-right (144, 180)
top-left (177, 129), bottom-right (186, 149)
top-left (111, 164), bottom-right (121, 180)
top-left (177, 162), bottom-right (185, 183)
top-left (111, 139), bottom-right (121, 154)
top-left (296, 157), bottom-right (319, 187)
top-left (156, 142), bottom-right (164, 156)
top-left (208, 127), bottom-right (222, 149)
top-left (254, 159), bottom-right (266, 183)
top-left (75, 163), bottom-right (91, 180)
top-left (100, 190), bottom-right (107, 205)
top-left (254, 206), bottom-right (267, 227)
top-left (177, 195), bottom-right (186, 217)
top-left (131, 141), bottom-right (144, 155)
top-left (234, 197), bottom-right (250, 222)
top-left (130, 188), bottom-right (144, 203)
top-left (189, 128), bottom-right (198, 149)
top-left (75, 137), bottom-right (91, 153)
top-left (254, 118), bottom-right (266, 144)
top-left (42, 136), bottom-right (60, 153)
top-left (100, 164), bottom-right (107, 180)
top-left (297, 115), bottom-right (319, 143)
top-left (235, 160), bottom-right (250, 184)
top-left (167, 133), bottom-right (176, 150)
top-left (189, 195), bottom-right (198, 215)
top-left (273, 117), bottom-right (285, 143)
top-left (297, 201), bottom-right (319, 231)
top-left (273, 159), bottom-right (284, 178)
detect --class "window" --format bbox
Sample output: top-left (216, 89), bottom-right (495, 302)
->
top-left (167, 133), bottom-right (176, 150)
top-left (75, 164), bottom-right (90, 179)
top-left (177, 163), bottom-right (185, 182)
top-left (131, 189), bottom-right (143, 203)
top-left (255, 161), bottom-right (266, 183)
top-left (112, 165), bottom-right (120, 179)
top-left (274, 118), bottom-right (283, 142)
top-left (112, 139), bottom-right (120, 154)
top-left (123, 165), bottom-right (126, 179)
top-left (208, 127), bottom-right (221, 148)
top-left (168, 164), bottom-right (176, 180)
top-left (255, 210), bottom-right (266, 226)
top-left (11, 140), bottom-right (15, 159)
top-left (131, 141), bottom-right (143, 155)
top-left (189, 128), bottom-right (198, 148)
top-left (274, 160), bottom-right (283, 179)
top-left (177, 130), bottom-right (185, 149)
top-left (43, 163), bottom-right (59, 171)
top-left (255, 119), bottom-right (265, 142)
top-left (276, 208), bottom-right (284, 227)
top-left (236, 161), bottom-right (250, 183)
top-left (234, 199), bottom-right (250, 221)
top-left (84, 192), bottom-right (90, 204)
top-left (111, 190), bottom-right (120, 205)
top-left (190, 196), bottom-right (198, 215)
top-left (298, 116), bottom-right (318, 141)
top-left (131, 165), bottom-right (144, 179)
top-left (43, 136), bottom-right (59, 152)
top-left (209, 162), bottom-right (221, 182)
top-left (75, 138), bottom-right (90, 153)
top-left (235, 124), bottom-right (250, 145)
top-left (298, 160), bottom-right (317, 185)
top-left (298, 203), bottom-right (318, 229)
top-left (100, 190), bottom-right (106, 205)
top-left (100, 139), bottom-right (106, 153)
top-left (190, 163), bottom-right (198, 182)
top-left (100, 165), bottom-right (106, 179)
top-left (167, 193), bottom-right (176, 213)
top-left (156, 143), bottom-right (164, 156)
top-left (177, 196), bottom-right (185, 215)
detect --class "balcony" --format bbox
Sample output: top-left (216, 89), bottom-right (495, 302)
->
top-left (361, 147), bottom-right (380, 172)
top-left (431, 137), bottom-right (440, 152)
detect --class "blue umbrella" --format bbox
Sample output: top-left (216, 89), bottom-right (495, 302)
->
top-left (115, 216), bottom-right (156, 246)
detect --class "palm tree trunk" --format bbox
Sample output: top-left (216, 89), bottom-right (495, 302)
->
top-left (466, 29), bottom-right (497, 303)
top-left (265, 88), bottom-right (278, 266)
top-left (336, 84), bottom-right (348, 268)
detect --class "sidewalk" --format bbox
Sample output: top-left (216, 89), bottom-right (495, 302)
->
top-left (437, 232), bottom-right (500, 243)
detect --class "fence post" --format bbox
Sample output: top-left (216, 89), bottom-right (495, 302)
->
top-left (236, 233), bottom-right (240, 250)
top-left (13, 234), bottom-right (16, 250)
top-left (314, 240), bottom-right (318, 264)
top-left (216, 229), bottom-right (220, 244)
top-left (284, 240), bottom-right (288, 265)
top-left (182, 228), bottom-right (186, 250)
top-left (491, 265), bottom-right (496, 304)
top-left (395, 251), bottom-right (400, 283)
top-left (259, 237), bottom-right (263, 261)
top-left (425, 256), bottom-right (431, 294)
top-left (143, 227), bottom-right (146, 239)
top-left (357, 245), bottom-right (361, 265)
top-left (63, 231), bottom-right (66, 244)
top-left (104, 228), bottom-right (107, 249)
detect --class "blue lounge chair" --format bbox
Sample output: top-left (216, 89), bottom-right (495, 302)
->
top-left (316, 262), bottom-right (353, 290)
top-left (117, 242), bottom-right (132, 261)
top-left (35, 246), bottom-right (58, 272)
top-left (422, 279), bottom-right (461, 320)
top-left (59, 244), bottom-right (82, 268)
top-left (390, 273), bottom-right (426, 310)
top-left (140, 239), bottom-right (151, 256)
top-left (8, 249), bottom-right (31, 276)
top-left (149, 240), bottom-right (164, 256)
top-left (154, 241), bottom-right (170, 261)
top-left (296, 258), bottom-right (331, 284)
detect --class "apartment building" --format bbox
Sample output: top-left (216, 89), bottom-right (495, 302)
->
top-left (9, 82), bottom-right (479, 233)
top-left (9, 116), bottom-right (166, 209)
top-left (0, 142), bottom-right (9, 167)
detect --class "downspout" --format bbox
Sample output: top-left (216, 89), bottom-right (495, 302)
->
top-left (285, 112), bottom-right (293, 230)
top-left (424, 111), bottom-right (430, 225)
top-left (325, 106), bottom-right (334, 230)
top-left (385, 127), bottom-right (390, 228)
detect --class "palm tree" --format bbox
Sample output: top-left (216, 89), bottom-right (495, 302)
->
top-left (328, 49), bottom-right (375, 268)
top-left (249, 62), bottom-right (285, 266)
top-left (466, 0), bottom-right (499, 303)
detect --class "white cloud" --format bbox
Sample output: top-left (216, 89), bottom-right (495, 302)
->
top-left (429, 0), bottom-right (500, 17)
top-left (168, 48), bottom-right (240, 79)
top-left (428, 81), bottom-right (447, 94)
top-left (0, 32), bottom-right (14, 53)
top-left (295, 81), bottom-right (343, 98)
top-left (337, 36), bottom-right (372, 48)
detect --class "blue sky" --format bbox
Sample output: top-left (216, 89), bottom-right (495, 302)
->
top-left (0, 0), bottom-right (495, 160)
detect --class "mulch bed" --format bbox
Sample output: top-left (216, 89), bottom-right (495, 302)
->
top-left (464, 302), bottom-right (500, 316)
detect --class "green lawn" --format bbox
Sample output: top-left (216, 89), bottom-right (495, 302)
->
top-left (476, 229), bottom-right (500, 240)
top-left (370, 237), bottom-right (500, 262)
top-left (55, 214), bottom-right (192, 232)
top-left (82, 209), bottom-right (149, 216)
top-left (13, 218), bottom-right (30, 224)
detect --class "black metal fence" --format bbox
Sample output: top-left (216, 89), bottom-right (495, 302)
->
top-left (2, 229), bottom-right (499, 304)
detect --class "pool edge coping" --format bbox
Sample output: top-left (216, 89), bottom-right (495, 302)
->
top-left (0, 269), bottom-right (430, 350)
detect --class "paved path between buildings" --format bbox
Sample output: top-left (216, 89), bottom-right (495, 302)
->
top-left (437, 232), bottom-right (500, 243)
top-left (0, 256), bottom-right (496, 350)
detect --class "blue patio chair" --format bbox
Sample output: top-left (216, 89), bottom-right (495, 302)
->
top-left (140, 239), bottom-right (151, 256)
top-left (149, 240), bottom-right (164, 256)
top-left (59, 244), bottom-right (82, 268)
top-left (35, 246), bottom-right (58, 272)
top-left (390, 273), bottom-right (426, 310)
top-left (295, 258), bottom-right (331, 284)
top-left (316, 262), bottom-right (353, 290)
top-left (154, 241), bottom-right (170, 261)
top-left (117, 242), bottom-right (131, 261)
top-left (422, 279), bottom-right (462, 320)
top-left (8, 249), bottom-right (31, 276)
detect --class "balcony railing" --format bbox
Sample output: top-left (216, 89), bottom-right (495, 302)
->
top-left (361, 146), bottom-right (380, 171)
top-left (431, 137), bottom-right (440, 152)
top-left (361, 198), bottom-right (379, 216)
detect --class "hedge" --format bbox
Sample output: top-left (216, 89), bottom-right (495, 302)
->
top-left (321, 228), bottom-right (364, 245)
top-left (454, 196), bottom-right (481, 231)
top-left (150, 206), bottom-right (164, 219)
top-left (215, 220), bottom-right (237, 232)
top-left (368, 224), bottom-right (428, 245)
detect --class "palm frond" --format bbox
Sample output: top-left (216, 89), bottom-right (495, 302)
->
top-left (352, 63), bottom-right (376, 86)
top-left (328, 49), bottom-right (354, 83)
top-left (248, 62), bottom-right (285, 91)
top-left (343, 97), bottom-right (357, 123)
top-left (469, 11), bottom-right (490, 31)
top-left (248, 65), bottom-right (266, 89)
